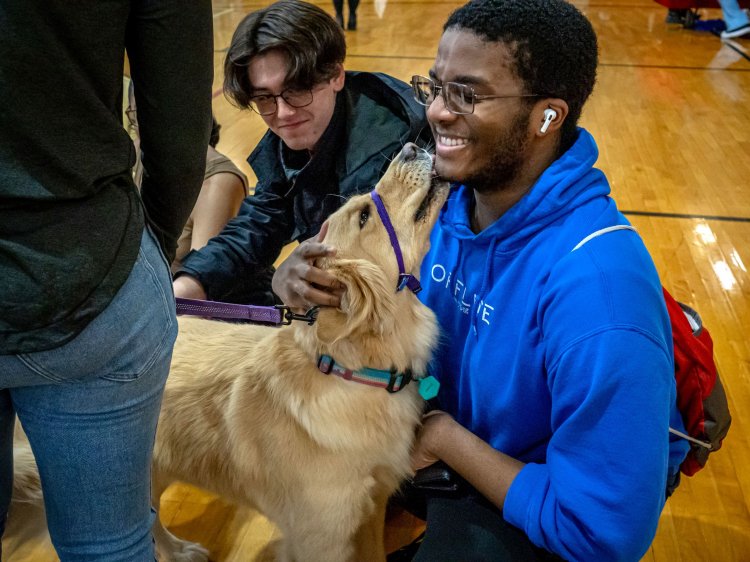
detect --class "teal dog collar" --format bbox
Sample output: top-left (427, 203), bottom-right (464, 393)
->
top-left (317, 355), bottom-right (439, 399)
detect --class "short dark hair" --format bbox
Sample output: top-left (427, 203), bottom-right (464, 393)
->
top-left (224, 0), bottom-right (346, 109)
top-left (445, 0), bottom-right (598, 150)
top-left (209, 115), bottom-right (221, 148)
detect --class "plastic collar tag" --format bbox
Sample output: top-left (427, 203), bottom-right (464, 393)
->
top-left (418, 376), bottom-right (440, 400)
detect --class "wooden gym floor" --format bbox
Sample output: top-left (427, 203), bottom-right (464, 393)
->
top-left (4, 0), bottom-right (749, 560)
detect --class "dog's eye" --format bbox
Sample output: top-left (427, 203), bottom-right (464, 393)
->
top-left (359, 205), bottom-right (370, 229)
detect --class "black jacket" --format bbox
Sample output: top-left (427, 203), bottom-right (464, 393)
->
top-left (177, 71), bottom-right (429, 304)
top-left (0, 0), bottom-right (213, 353)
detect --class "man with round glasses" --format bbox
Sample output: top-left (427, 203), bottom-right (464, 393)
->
top-left (173, 0), bottom-right (428, 304)
top-left (400, 0), bottom-right (690, 560)
top-left (411, 75), bottom-right (541, 116)
top-left (276, 0), bottom-right (689, 559)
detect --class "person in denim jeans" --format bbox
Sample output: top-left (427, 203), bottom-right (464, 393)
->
top-left (0, 229), bottom-right (176, 560)
top-left (0, 0), bottom-right (213, 559)
top-left (719, 0), bottom-right (750, 39)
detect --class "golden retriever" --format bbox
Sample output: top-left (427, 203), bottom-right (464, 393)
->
top-left (9, 143), bottom-right (448, 562)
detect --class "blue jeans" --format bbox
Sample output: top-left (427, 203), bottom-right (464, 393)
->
top-left (392, 479), bottom-right (563, 562)
top-left (0, 228), bottom-right (176, 561)
top-left (720, 0), bottom-right (750, 30)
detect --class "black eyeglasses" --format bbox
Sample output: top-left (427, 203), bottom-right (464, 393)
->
top-left (411, 75), bottom-right (539, 115)
top-left (248, 88), bottom-right (315, 116)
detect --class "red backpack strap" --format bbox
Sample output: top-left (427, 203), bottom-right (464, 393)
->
top-left (572, 227), bottom-right (731, 477)
top-left (663, 291), bottom-right (712, 437)
top-left (663, 288), bottom-right (730, 475)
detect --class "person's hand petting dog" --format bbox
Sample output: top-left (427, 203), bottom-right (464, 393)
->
top-left (410, 409), bottom-right (525, 509)
top-left (411, 410), bottom-right (454, 473)
top-left (272, 222), bottom-right (346, 312)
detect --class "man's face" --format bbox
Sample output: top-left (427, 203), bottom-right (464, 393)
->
top-left (248, 49), bottom-right (344, 152)
top-left (427, 29), bottom-right (534, 192)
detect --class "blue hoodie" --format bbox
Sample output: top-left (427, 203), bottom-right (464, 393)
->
top-left (419, 129), bottom-right (689, 561)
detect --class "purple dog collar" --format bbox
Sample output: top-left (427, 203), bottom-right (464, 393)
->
top-left (370, 189), bottom-right (422, 294)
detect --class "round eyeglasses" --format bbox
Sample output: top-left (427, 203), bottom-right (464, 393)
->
top-left (248, 88), bottom-right (315, 116)
top-left (411, 75), bottom-right (539, 115)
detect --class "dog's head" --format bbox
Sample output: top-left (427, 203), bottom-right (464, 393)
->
top-left (297, 143), bottom-right (449, 375)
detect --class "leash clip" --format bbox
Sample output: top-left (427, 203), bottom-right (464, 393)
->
top-left (385, 368), bottom-right (413, 393)
top-left (277, 305), bottom-right (319, 326)
top-left (397, 273), bottom-right (422, 294)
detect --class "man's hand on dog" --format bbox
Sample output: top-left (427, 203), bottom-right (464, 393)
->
top-left (411, 410), bottom-right (454, 472)
top-left (273, 223), bottom-right (346, 312)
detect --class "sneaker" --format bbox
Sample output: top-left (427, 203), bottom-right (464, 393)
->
top-left (721, 22), bottom-right (750, 39)
top-left (335, 11), bottom-right (344, 29)
top-left (347, 12), bottom-right (357, 30)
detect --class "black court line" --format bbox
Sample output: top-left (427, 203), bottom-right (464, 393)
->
top-left (284, 0), bottom-right (665, 5)
top-left (600, 61), bottom-right (750, 71)
top-left (621, 210), bottom-right (750, 223)
top-left (710, 30), bottom-right (750, 63)
top-left (579, 2), bottom-right (668, 6)
top-left (345, 53), bottom-right (750, 71)
top-left (347, 53), bottom-right (434, 60)
top-left (722, 43), bottom-right (750, 64)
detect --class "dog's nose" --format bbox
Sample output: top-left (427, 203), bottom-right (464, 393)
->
top-left (401, 143), bottom-right (418, 161)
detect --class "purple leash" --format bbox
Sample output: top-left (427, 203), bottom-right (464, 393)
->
top-left (175, 297), bottom-right (318, 326)
top-left (176, 189), bottom-right (418, 322)
top-left (370, 189), bottom-right (422, 293)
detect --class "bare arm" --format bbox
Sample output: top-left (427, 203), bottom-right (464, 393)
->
top-left (189, 172), bottom-right (246, 251)
top-left (173, 274), bottom-right (207, 300)
top-left (412, 411), bottom-right (525, 510)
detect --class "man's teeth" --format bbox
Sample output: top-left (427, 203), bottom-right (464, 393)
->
top-left (439, 136), bottom-right (468, 147)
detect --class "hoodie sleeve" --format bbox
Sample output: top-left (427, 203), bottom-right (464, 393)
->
top-left (503, 238), bottom-right (677, 561)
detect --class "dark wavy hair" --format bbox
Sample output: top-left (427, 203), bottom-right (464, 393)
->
top-left (224, 0), bottom-right (346, 109)
top-left (445, 0), bottom-right (598, 151)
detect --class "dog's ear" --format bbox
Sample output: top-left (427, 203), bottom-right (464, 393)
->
top-left (315, 259), bottom-right (396, 346)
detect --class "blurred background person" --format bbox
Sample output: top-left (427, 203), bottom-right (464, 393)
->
top-left (719, 0), bottom-right (750, 38)
top-left (333, 0), bottom-right (360, 30)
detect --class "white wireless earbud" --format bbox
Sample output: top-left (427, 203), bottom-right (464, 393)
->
top-left (540, 108), bottom-right (557, 134)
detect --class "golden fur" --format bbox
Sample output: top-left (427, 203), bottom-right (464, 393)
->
top-left (9, 144), bottom-right (448, 562)
top-left (3, 426), bottom-right (49, 558)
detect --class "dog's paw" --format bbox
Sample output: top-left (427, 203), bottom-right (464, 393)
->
top-left (157, 540), bottom-right (210, 562)
top-left (174, 543), bottom-right (210, 562)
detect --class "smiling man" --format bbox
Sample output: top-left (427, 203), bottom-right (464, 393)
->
top-left (403, 0), bottom-right (691, 560)
top-left (173, 0), bottom-right (428, 305)
top-left (270, 1), bottom-right (691, 559)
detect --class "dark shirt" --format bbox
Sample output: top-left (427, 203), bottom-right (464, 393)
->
top-left (0, 0), bottom-right (213, 353)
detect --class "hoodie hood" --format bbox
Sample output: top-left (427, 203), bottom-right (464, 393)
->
top-left (438, 129), bottom-right (610, 251)
top-left (426, 128), bottom-right (615, 337)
